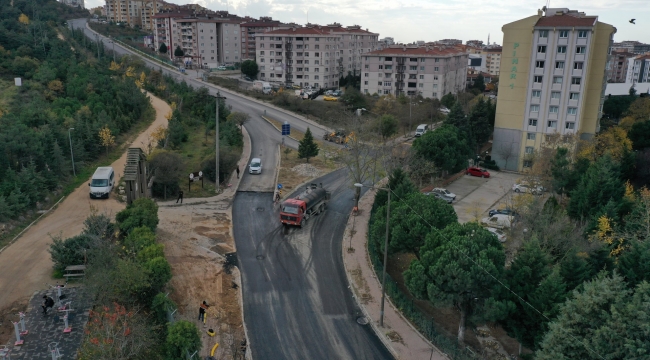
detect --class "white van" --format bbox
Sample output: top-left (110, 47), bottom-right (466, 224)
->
top-left (249, 158), bottom-right (262, 174)
top-left (415, 124), bottom-right (429, 137)
top-left (89, 166), bottom-right (115, 199)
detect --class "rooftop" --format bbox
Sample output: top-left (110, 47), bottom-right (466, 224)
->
top-left (535, 9), bottom-right (598, 27)
top-left (367, 45), bottom-right (467, 56)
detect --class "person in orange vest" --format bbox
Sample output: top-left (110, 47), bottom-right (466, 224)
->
top-left (198, 301), bottom-right (210, 324)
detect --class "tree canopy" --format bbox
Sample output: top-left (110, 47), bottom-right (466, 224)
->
top-left (298, 127), bottom-right (319, 162)
top-left (412, 124), bottom-right (470, 173)
top-left (240, 59), bottom-right (258, 79)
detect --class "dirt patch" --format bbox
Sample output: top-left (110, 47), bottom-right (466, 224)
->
top-left (0, 299), bottom-right (28, 345)
top-left (276, 146), bottom-right (337, 196)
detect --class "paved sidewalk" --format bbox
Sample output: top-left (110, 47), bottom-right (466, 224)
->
top-left (342, 188), bottom-right (448, 360)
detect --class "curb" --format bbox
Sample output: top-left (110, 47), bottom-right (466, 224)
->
top-left (260, 115), bottom-right (299, 143)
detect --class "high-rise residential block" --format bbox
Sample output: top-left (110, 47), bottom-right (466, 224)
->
top-left (626, 54), bottom-right (650, 84)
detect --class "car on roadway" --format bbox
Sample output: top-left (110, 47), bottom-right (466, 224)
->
top-left (430, 188), bottom-right (456, 200)
top-left (466, 166), bottom-right (490, 178)
top-left (243, 76), bottom-right (252, 81)
top-left (512, 182), bottom-right (544, 195)
top-left (424, 191), bottom-right (454, 204)
top-left (488, 208), bottom-right (517, 217)
top-left (249, 158), bottom-right (262, 174)
top-left (323, 95), bottom-right (338, 101)
top-left (486, 227), bottom-right (507, 242)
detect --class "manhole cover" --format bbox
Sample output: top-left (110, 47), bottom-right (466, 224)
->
top-left (256, 255), bottom-right (265, 260)
top-left (356, 316), bottom-right (369, 325)
top-left (256, 207), bottom-right (265, 212)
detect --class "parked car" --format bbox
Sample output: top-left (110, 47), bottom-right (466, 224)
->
top-left (292, 84), bottom-right (301, 89)
top-left (486, 227), bottom-right (507, 243)
top-left (249, 158), bottom-right (262, 174)
top-left (332, 90), bottom-right (342, 97)
top-left (424, 191), bottom-right (454, 204)
top-left (488, 208), bottom-right (517, 217)
top-left (480, 214), bottom-right (513, 229)
top-left (325, 90), bottom-right (334, 96)
top-left (216, 66), bottom-right (227, 71)
top-left (430, 188), bottom-right (456, 200)
top-left (243, 76), bottom-right (252, 81)
top-left (466, 167), bottom-right (490, 178)
top-left (323, 95), bottom-right (338, 101)
top-left (512, 182), bottom-right (543, 195)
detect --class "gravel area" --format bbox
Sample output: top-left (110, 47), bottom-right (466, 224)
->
top-left (291, 163), bottom-right (322, 178)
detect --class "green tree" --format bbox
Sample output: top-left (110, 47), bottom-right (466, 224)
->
top-left (123, 226), bottom-right (156, 253)
top-left (603, 94), bottom-right (636, 120)
top-left (298, 127), bottom-right (319, 163)
top-left (468, 97), bottom-right (491, 150)
top-left (372, 168), bottom-right (417, 211)
top-left (144, 257), bottom-right (172, 293)
top-left (115, 198), bottom-right (159, 234)
top-left (486, 98), bottom-right (496, 128)
top-left (629, 120), bottom-right (650, 150)
top-left (378, 114), bottom-right (398, 140)
top-left (152, 292), bottom-right (176, 325)
top-left (159, 43), bottom-right (167, 54)
top-left (537, 272), bottom-right (650, 360)
top-left (473, 73), bottom-right (486, 92)
top-left (340, 86), bottom-right (367, 109)
top-left (444, 102), bottom-right (467, 132)
top-left (617, 240), bottom-right (650, 287)
top-left (412, 124), bottom-right (470, 173)
top-left (173, 45), bottom-right (184, 57)
top-left (240, 59), bottom-right (259, 79)
top-left (166, 110), bottom-right (188, 149)
top-left (440, 92), bottom-right (456, 109)
top-left (550, 147), bottom-right (571, 195)
top-left (166, 320), bottom-right (201, 360)
top-left (149, 150), bottom-right (185, 199)
top-left (404, 222), bottom-right (505, 343)
top-left (559, 250), bottom-right (593, 292)
top-left (370, 192), bottom-right (457, 257)
top-left (567, 154), bottom-right (625, 221)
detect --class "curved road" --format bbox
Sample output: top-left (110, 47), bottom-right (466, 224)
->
top-left (70, 19), bottom-right (391, 359)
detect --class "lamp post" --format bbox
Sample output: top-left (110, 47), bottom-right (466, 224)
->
top-left (68, 128), bottom-right (76, 177)
top-left (354, 182), bottom-right (390, 327)
top-left (213, 92), bottom-right (227, 193)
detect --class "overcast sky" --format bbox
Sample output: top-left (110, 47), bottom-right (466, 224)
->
top-left (89, 0), bottom-right (650, 44)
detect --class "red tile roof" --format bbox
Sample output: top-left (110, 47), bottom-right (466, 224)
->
top-left (535, 14), bottom-right (597, 27)
top-left (263, 25), bottom-right (377, 35)
top-left (367, 46), bottom-right (467, 56)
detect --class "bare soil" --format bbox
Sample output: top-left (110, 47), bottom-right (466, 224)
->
top-left (276, 145), bottom-right (338, 197)
top-left (0, 299), bottom-right (28, 345)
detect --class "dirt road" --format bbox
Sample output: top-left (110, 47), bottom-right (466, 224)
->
top-left (0, 93), bottom-right (170, 312)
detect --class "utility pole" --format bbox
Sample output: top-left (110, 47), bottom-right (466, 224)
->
top-left (96, 33), bottom-right (100, 60)
top-left (214, 92), bottom-right (227, 193)
top-left (68, 128), bottom-right (75, 177)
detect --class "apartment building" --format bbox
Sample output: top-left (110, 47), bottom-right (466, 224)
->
top-left (255, 24), bottom-right (380, 88)
top-left (240, 17), bottom-right (290, 61)
top-left (485, 47), bottom-right (502, 76)
top-left (492, 8), bottom-right (615, 171)
top-left (612, 41), bottom-right (650, 54)
top-left (626, 54), bottom-right (650, 84)
top-left (360, 45), bottom-right (468, 99)
top-left (605, 51), bottom-right (635, 83)
top-left (61, 0), bottom-right (84, 8)
top-left (153, 12), bottom-right (243, 68)
top-left (105, 0), bottom-right (212, 31)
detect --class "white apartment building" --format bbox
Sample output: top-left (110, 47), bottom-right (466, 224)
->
top-left (255, 24), bottom-right (380, 88)
top-left (485, 47), bottom-right (502, 75)
top-left (626, 54), bottom-right (650, 84)
top-left (153, 14), bottom-right (242, 68)
top-left (360, 45), bottom-right (468, 99)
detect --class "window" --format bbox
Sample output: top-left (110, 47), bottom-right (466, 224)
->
top-left (566, 122), bottom-right (575, 129)
top-left (567, 108), bottom-right (577, 115)
top-left (525, 146), bottom-right (534, 154)
top-left (574, 62), bottom-right (583, 70)
top-left (364, 81), bottom-right (368, 85)
top-left (434, 58), bottom-right (440, 62)
top-left (576, 46), bottom-right (586, 54)
top-left (548, 120), bottom-right (557, 128)
top-left (536, 60), bottom-right (545, 68)
top-left (420, 58), bottom-right (425, 62)
top-left (434, 75), bottom-right (439, 80)
top-left (364, 73), bottom-right (368, 77)
top-left (578, 30), bottom-right (588, 38)
top-left (419, 83), bottom-right (424, 88)
top-left (539, 30), bottom-right (548, 38)
top-left (410, 66), bottom-right (417, 70)
top-left (410, 58), bottom-right (417, 62)
top-left (549, 106), bottom-right (559, 114)
top-left (532, 90), bottom-right (541, 98)
top-left (529, 119), bottom-right (538, 126)
top-left (260, 51), bottom-right (265, 55)
top-left (260, 59), bottom-right (265, 63)
top-left (379, 65), bottom-right (383, 69)
top-left (434, 67), bottom-right (439, 71)
top-left (523, 160), bottom-right (533, 168)
top-left (571, 77), bottom-right (581, 85)
top-left (551, 91), bottom-right (561, 99)
top-left (570, 92), bottom-right (579, 100)
top-left (420, 66), bottom-right (425, 71)
top-left (409, 74), bottom-right (416, 79)
top-left (534, 76), bottom-right (543, 83)
top-left (559, 30), bottom-right (569, 38)
top-left (419, 75), bottom-right (424, 79)
top-left (555, 61), bottom-right (565, 69)
top-left (557, 46), bottom-right (567, 54)
top-left (433, 92), bottom-right (438, 97)
top-left (384, 82), bottom-right (391, 86)
top-left (538, 45), bottom-right (547, 53)
top-left (530, 105), bottom-right (540, 112)
top-left (553, 76), bottom-right (563, 84)
top-left (385, 65), bottom-right (392, 70)
top-left (378, 81), bottom-right (383, 86)
top-left (385, 73), bottom-right (391, 78)
top-left (433, 84), bottom-right (438, 89)
top-left (527, 133), bottom-right (536, 140)
top-left (365, 64), bottom-right (369, 69)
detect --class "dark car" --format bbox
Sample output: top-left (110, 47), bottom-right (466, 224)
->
top-left (466, 166), bottom-right (490, 178)
top-left (488, 208), bottom-right (517, 217)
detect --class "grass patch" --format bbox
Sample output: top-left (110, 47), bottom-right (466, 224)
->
top-left (172, 126), bottom-right (225, 199)
top-left (277, 145), bottom-right (339, 196)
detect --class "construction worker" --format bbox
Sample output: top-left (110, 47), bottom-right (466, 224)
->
top-left (198, 301), bottom-right (210, 324)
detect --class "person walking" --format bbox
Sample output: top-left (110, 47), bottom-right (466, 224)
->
top-left (176, 190), bottom-right (184, 204)
top-left (198, 301), bottom-right (209, 324)
top-left (236, 165), bottom-right (240, 179)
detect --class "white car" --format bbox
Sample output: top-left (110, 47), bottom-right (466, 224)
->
top-left (480, 214), bottom-right (513, 229)
top-left (486, 227), bottom-right (507, 243)
top-left (512, 182), bottom-right (544, 195)
top-left (430, 188), bottom-right (456, 200)
top-left (249, 158), bottom-right (262, 174)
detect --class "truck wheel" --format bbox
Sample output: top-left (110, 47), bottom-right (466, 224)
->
top-left (300, 219), bottom-right (305, 228)
top-left (320, 204), bottom-right (325, 214)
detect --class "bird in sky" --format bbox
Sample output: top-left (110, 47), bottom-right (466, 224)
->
top-left (629, 19), bottom-right (636, 24)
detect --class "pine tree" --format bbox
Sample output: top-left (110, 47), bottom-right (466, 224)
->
top-left (159, 43), bottom-right (167, 54)
top-left (298, 127), bottom-right (319, 163)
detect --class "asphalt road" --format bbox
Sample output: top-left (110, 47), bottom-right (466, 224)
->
top-left (70, 19), bottom-right (391, 359)
top-left (233, 169), bottom-right (391, 360)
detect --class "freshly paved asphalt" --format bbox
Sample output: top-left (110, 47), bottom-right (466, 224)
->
top-left (70, 19), bottom-right (392, 359)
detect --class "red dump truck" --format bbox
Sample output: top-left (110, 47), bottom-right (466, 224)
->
top-left (280, 183), bottom-right (330, 228)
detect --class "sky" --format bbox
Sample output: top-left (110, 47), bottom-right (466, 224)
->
top-left (88, 0), bottom-right (650, 44)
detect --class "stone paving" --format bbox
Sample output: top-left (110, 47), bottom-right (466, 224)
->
top-left (4, 286), bottom-right (91, 360)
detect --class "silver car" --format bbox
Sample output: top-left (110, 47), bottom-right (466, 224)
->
top-left (249, 158), bottom-right (262, 174)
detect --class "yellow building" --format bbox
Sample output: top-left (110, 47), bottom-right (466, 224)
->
top-left (492, 8), bottom-right (616, 171)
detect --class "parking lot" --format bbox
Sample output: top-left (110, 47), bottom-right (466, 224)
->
top-left (446, 171), bottom-right (523, 223)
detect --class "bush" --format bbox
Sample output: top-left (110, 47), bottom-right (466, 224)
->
top-left (144, 257), bottom-right (172, 293)
top-left (166, 320), bottom-right (201, 359)
top-left (201, 146), bottom-right (240, 183)
top-left (123, 226), bottom-right (156, 252)
top-left (109, 259), bottom-right (151, 303)
top-left (116, 198), bottom-right (159, 234)
top-left (152, 292), bottom-right (176, 325)
top-left (137, 244), bottom-right (165, 263)
top-left (49, 234), bottom-right (94, 272)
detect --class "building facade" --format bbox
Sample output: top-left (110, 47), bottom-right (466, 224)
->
top-left (240, 17), bottom-right (290, 61)
top-left (360, 45), bottom-right (468, 99)
top-left (606, 51), bottom-right (635, 83)
top-left (492, 8), bottom-right (615, 171)
top-left (485, 47), bottom-right (502, 75)
top-left (255, 24), bottom-right (380, 88)
top-left (105, 0), bottom-right (213, 31)
top-left (626, 54), bottom-right (650, 84)
top-left (612, 41), bottom-right (650, 54)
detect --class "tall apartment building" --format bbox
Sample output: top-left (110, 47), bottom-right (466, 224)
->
top-left (105, 0), bottom-right (212, 31)
top-left (606, 51), bottom-right (635, 83)
top-left (626, 54), bottom-right (650, 84)
top-left (492, 8), bottom-right (615, 171)
top-left (153, 12), bottom-right (243, 68)
top-left (255, 24), bottom-right (380, 88)
top-left (360, 45), bottom-right (468, 99)
top-left (485, 47), bottom-right (502, 75)
top-left (240, 17), bottom-right (289, 61)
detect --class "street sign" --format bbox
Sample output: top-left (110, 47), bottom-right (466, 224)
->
top-left (277, 184), bottom-right (283, 189)
top-left (281, 122), bottom-right (290, 136)
top-left (189, 171), bottom-right (204, 191)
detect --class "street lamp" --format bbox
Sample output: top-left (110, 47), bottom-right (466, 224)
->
top-left (68, 128), bottom-right (76, 177)
top-left (213, 92), bottom-right (227, 193)
top-left (354, 182), bottom-right (390, 327)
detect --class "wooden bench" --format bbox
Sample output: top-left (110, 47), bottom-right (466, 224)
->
top-left (64, 265), bottom-right (86, 281)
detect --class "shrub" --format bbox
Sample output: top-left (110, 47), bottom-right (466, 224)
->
top-left (152, 292), bottom-right (176, 325)
top-left (116, 198), bottom-right (159, 234)
top-left (49, 234), bottom-right (93, 272)
top-left (166, 320), bottom-right (201, 359)
top-left (123, 226), bottom-right (156, 252)
top-left (144, 257), bottom-right (172, 293)
top-left (137, 244), bottom-right (165, 263)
